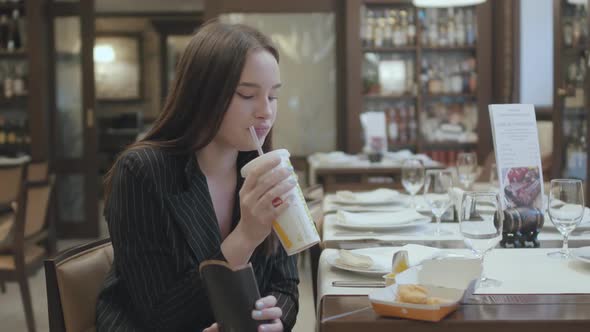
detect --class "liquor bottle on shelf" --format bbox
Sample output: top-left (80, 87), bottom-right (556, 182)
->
top-left (7, 9), bottom-right (21, 51)
top-left (455, 9), bottom-right (466, 46)
top-left (13, 63), bottom-right (25, 96)
top-left (408, 105), bottom-right (417, 141)
top-left (447, 8), bottom-right (456, 47)
top-left (407, 9), bottom-right (416, 45)
top-left (0, 14), bottom-right (9, 50)
top-left (466, 9), bottom-right (476, 45)
top-left (566, 124), bottom-right (588, 180)
top-left (388, 107), bottom-right (399, 143)
top-left (363, 8), bottom-right (375, 48)
top-left (374, 12), bottom-right (384, 48)
top-left (383, 10), bottom-right (393, 48)
top-left (399, 106), bottom-right (407, 143)
top-left (3, 65), bottom-right (13, 99)
top-left (428, 9), bottom-right (438, 47)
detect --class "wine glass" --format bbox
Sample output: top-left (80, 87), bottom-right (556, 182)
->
top-left (423, 169), bottom-right (454, 236)
top-left (547, 179), bottom-right (585, 259)
top-left (459, 191), bottom-right (503, 288)
top-left (457, 152), bottom-right (478, 190)
top-left (402, 159), bottom-right (425, 209)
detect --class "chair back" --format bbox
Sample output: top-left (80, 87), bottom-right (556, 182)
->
top-left (27, 161), bottom-right (49, 182)
top-left (0, 162), bottom-right (26, 205)
top-left (45, 238), bottom-right (113, 332)
top-left (23, 177), bottom-right (54, 238)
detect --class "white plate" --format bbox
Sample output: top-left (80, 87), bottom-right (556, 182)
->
top-left (326, 247), bottom-right (398, 275)
top-left (571, 247), bottom-right (590, 264)
top-left (334, 216), bottom-right (432, 230)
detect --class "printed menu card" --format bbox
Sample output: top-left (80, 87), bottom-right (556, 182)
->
top-left (489, 104), bottom-right (544, 209)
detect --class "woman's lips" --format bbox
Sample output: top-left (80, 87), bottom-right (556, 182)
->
top-left (254, 127), bottom-right (270, 137)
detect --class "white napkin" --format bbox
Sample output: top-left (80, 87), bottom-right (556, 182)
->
top-left (398, 244), bottom-right (443, 266)
top-left (336, 209), bottom-right (427, 227)
top-left (335, 249), bottom-right (374, 269)
top-left (449, 187), bottom-right (465, 213)
top-left (335, 188), bottom-right (399, 204)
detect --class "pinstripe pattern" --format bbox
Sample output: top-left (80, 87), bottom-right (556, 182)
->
top-left (96, 147), bottom-right (299, 331)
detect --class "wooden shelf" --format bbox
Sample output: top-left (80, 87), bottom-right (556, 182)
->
top-left (422, 142), bottom-right (478, 150)
top-left (0, 95), bottom-right (27, 108)
top-left (364, 94), bottom-right (416, 101)
top-left (0, 49), bottom-right (27, 58)
top-left (0, 2), bottom-right (24, 11)
top-left (363, 46), bottom-right (416, 53)
top-left (422, 46), bottom-right (476, 52)
top-left (423, 93), bottom-right (476, 100)
top-left (563, 46), bottom-right (588, 56)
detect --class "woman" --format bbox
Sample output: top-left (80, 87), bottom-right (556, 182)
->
top-left (96, 21), bottom-right (299, 332)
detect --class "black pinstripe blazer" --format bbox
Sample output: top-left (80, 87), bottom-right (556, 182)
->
top-left (96, 146), bottom-right (299, 332)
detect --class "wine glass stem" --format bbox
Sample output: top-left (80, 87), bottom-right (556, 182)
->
top-left (410, 193), bottom-right (416, 208)
top-left (480, 252), bottom-right (488, 281)
top-left (435, 216), bottom-right (441, 235)
top-left (562, 233), bottom-right (570, 254)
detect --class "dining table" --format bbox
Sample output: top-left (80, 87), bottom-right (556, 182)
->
top-left (317, 247), bottom-right (590, 332)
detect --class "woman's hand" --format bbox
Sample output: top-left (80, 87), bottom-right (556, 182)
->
top-left (252, 295), bottom-right (284, 332)
top-left (203, 322), bottom-right (219, 332)
top-left (237, 154), bottom-right (296, 248)
top-left (202, 296), bottom-right (283, 332)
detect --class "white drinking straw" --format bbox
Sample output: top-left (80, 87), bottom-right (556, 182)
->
top-left (249, 126), bottom-right (264, 156)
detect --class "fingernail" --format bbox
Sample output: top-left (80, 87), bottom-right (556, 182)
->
top-left (272, 197), bottom-right (283, 208)
top-left (288, 177), bottom-right (297, 185)
top-left (253, 310), bottom-right (262, 318)
top-left (255, 300), bottom-right (264, 309)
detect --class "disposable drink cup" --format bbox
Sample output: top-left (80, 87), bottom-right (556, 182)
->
top-left (241, 149), bottom-right (320, 255)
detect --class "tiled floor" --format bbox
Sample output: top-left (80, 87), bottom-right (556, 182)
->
top-left (0, 220), bottom-right (317, 331)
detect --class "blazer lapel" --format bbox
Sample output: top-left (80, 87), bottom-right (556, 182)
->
top-left (163, 155), bottom-right (222, 262)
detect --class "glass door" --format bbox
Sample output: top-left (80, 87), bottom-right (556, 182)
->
top-left (50, 0), bottom-right (98, 237)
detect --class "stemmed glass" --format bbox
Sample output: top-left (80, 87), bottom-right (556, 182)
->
top-left (547, 179), bottom-right (585, 259)
top-left (459, 192), bottom-right (503, 288)
top-left (457, 152), bottom-right (478, 190)
top-left (423, 169), bottom-right (454, 236)
top-left (401, 159), bottom-right (425, 209)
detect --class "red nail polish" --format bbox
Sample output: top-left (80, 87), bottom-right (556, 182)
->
top-left (272, 197), bottom-right (283, 207)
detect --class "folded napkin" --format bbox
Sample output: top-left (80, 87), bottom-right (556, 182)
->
top-left (398, 244), bottom-right (443, 266)
top-left (335, 188), bottom-right (399, 204)
top-left (336, 249), bottom-right (374, 269)
top-left (336, 209), bottom-right (427, 227)
top-left (449, 187), bottom-right (465, 212)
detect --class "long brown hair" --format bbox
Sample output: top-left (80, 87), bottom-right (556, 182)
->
top-left (104, 20), bottom-right (280, 254)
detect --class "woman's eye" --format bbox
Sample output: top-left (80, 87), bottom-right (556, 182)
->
top-left (236, 92), bottom-right (254, 99)
top-left (268, 96), bottom-right (278, 101)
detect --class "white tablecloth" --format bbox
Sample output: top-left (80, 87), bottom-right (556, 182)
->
top-left (318, 248), bottom-right (590, 303)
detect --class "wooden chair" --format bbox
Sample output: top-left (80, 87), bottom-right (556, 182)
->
top-left (0, 176), bottom-right (55, 332)
top-left (0, 162), bottom-right (27, 293)
top-left (44, 238), bottom-right (113, 332)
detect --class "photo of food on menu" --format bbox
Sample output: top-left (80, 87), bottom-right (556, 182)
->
top-left (501, 166), bottom-right (542, 209)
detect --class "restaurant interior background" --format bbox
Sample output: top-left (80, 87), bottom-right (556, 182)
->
top-left (0, 0), bottom-right (589, 331)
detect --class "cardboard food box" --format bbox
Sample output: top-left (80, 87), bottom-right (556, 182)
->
top-left (369, 257), bottom-right (482, 322)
